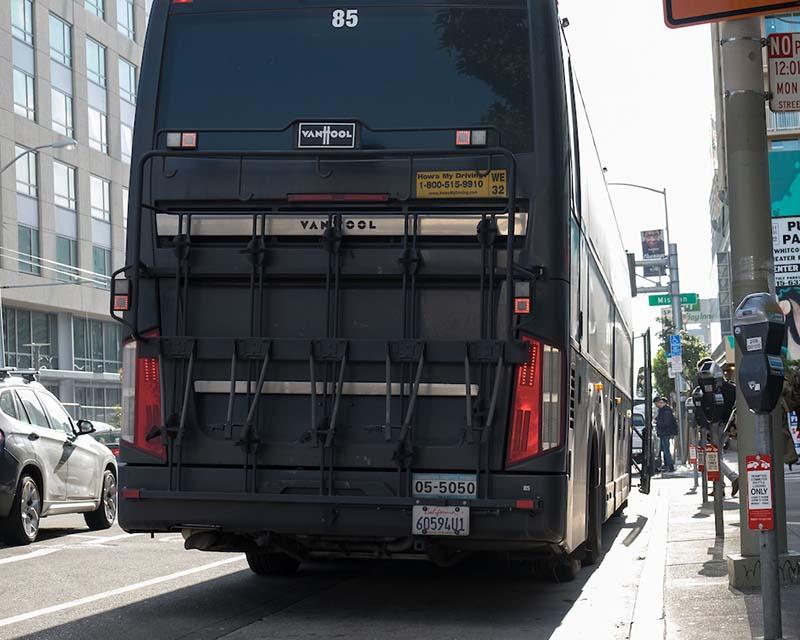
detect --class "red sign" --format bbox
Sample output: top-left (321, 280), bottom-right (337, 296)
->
top-left (746, 455), bottom-right (774, 530)
top-left (689, 444), bottom-right (698, 465)
top-left (706, 444), bottom-right (721, 482)
top-left (698, 445), bottom-right (706, 471)
top-left (664, 0), bottom-right (800, 28)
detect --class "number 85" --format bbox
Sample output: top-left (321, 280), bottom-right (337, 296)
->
top-left (332, 9), bottom-right (359, 28)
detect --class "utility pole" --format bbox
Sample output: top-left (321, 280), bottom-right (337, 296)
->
top-left (668, 242), bottom-right (686, 461)
top-left (719, 17), bottom-right (795, 598)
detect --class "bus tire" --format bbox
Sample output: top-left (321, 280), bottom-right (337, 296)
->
top-left (246, 551), bottom-right (300, 576)
top-left (582, 443), bottom-right (603, 567)
top-left (551, 554), bottom-right (581, 582)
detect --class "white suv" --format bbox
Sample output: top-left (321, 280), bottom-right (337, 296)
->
top-left (0, 371), bottom-right (117, 545)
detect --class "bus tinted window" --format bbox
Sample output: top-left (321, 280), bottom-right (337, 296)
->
top-left (157, 7), bottom-right (533, 151)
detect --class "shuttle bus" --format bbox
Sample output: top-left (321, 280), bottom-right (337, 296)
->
top-left (114, 0), bottom-right (633, 579)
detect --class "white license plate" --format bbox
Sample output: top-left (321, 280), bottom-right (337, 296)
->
top-left (412, 505), bottom-right (470, 537)
top-left (412, 473), bottom-right (477, 499)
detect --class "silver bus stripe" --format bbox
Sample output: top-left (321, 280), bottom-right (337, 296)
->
top-left (155, 213), bottom-right (528, 237)
top-left (194, 381), bottom-right (479, 397)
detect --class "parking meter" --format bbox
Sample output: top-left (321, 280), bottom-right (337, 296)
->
top-left (733, 293), bottom-right (785, 413)
top-left (685, 396), bottom-right (695, 427)
top-left (696, 361), bottom-right (726, 424)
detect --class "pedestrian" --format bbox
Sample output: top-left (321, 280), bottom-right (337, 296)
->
top-left (655, 396), bottom-right (677, 473)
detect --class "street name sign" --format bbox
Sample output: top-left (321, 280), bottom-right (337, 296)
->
top-left (648, 293), bottom-right (699, 307)
top-left (768, 33), bottom-right (800, 112)
top-left (665, 0), bottom-right (800, 28)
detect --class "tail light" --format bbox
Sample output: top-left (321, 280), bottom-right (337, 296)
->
top-left (121, 332), bottom-right (165, 460)
top-left (506, 335), bottom-right (563, 466)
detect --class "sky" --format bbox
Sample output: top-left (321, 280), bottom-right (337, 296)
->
top-left (558, 0), bottom-right (718, 337)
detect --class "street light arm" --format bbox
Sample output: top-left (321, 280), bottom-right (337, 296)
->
top-left (0, 139), bottom-right (77, 177)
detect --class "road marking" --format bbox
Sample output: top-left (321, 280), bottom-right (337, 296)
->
top-left (82, 532), bottom-right (142, 545)
top-left (0, 555), bottom-right (246, 629)
top-left (0, 547), bottom-right (61, 566)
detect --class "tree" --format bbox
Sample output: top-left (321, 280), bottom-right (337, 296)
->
top-left (652, 317), bottom-right (710, 400)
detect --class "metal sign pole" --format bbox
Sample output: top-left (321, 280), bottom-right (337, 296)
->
top-left (669, 243), bottom-right (686, 462)
top-left (712, 420), bottom-right (725, 538)
top-left (754, 411), bottom-right (782, 639)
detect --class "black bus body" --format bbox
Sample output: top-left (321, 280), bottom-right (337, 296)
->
top-left (115, 0), bottom-right (633, 573)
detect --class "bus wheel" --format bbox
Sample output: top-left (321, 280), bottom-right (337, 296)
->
top-left (246, 551), bottom-right (300, 576)
top-left (551, 554), bottom-right (581, 582)
top-left (582, 454), bottom-right (603, 567)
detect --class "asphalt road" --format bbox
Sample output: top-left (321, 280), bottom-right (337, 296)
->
top-left (0, 468), bottom-right (795, 640)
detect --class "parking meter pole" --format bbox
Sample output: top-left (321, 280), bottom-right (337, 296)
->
top-left (669, 243), bottom-right (685, 462)
top-left (712, 420), bottom-right (725, 539)
top-left (701, 428), bottom-right (709, 506)
top-left (754, 411), bottom-right (782, 640)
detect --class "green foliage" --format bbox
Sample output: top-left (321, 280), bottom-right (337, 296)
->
top-left (652, 317), bottom-right (710, 399)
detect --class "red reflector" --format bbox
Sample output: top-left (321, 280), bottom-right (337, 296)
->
top-left (514, 298), bottom-right (531, 314)
top-left (287, 193), bottom-right (390, 203)
top-left (135, 334), bottom-right (165, 460)
top-left (121, 488), bottom-right (141, 500)
top-left (172, 0), bottom-right (193, 4)
top-left (181, 132), bottom-right (197, 148)
top-left (113, 294), bottom-right (130, 312)
top-left (515, 499), bottom-right (535, 510)
top-left (455, 130), bottom-right (471, 146)
top-left (507, 336), bottom-right (543, 466)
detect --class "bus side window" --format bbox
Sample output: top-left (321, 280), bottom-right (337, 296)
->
top-left (570, 217), bottom-right (581, 345)
top-left (567, 60), bottom-right (581, 219)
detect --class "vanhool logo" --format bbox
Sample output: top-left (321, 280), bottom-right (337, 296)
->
top-left (297, 123), bottom-right (357, 149)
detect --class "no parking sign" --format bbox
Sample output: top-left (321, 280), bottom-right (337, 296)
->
top-left (746, 455), bottom-right (774, 531)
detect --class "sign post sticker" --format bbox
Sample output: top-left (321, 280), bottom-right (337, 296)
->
top-left (689, 444), bottom-right (698, 465)
top-left (697, 445), bottom-right (705, 471)
top-left (769, 33), bottom-right (800, 112)
top-left (415, 170), bottom-right (507, 199)
top-left (746, 455), bottom-right (774, 531)
top-left (706, 444), bottom-right (721, 482)
top-left (772, 217), bottom-right (800, 288)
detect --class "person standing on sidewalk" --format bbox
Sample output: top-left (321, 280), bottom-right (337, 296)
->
top-left (655, 396), bottom-right (677, 472)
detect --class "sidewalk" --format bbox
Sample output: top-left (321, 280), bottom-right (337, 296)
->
top-left (655, 465), bottom-right (800, 639)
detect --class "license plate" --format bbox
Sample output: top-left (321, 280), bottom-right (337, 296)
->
top-left (412, 473), bottom-right (477, 499)
top-left (412, 505), bottom-right (470, 537)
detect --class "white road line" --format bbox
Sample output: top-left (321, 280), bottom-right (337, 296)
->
top-left (0, 547), bottom-right (61, 566)
top-left (82, 532), bottom-right (142, 545)
top-left (0, 555), bottom-right (246, 629)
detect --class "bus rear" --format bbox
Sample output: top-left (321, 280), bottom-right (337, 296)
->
top-left (116, 0), bottom-right (577, 570)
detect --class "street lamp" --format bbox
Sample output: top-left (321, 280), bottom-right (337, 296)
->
top-left (0, 137), bottom-right (78, 368)
top-left (608, 181), bottom-right (687, 462)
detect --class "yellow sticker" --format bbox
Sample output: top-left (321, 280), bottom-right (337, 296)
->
top-left (416, 170), bottom-right (507, 199)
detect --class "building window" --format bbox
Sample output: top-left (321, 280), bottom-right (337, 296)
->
top-left (90, 175), bottom-right (111, 221)
top-left (88, 108), bottom-right (108, 153)
top-left (54, 162), bottom-right (77, 210)
top-left (49, 14), bottom-right (72, 66)
top-left (13, 68), bottom-right (36, 121)
top-left (73, 319), bottom-right (121, 373)
top-left (93, 246), bottom-right (111, 289)
top-left (122, 187), bottom-right (129, 230)
top-left (117, 0), bottom-right (134, 39)
top-left (18, 226), bottom-right (41, 275)
top-left (86, 39), bottom-right (106, 87)
top-left (74, 385), bottom-right (121, 424)
top-left (121, 123), bottom-right (133, 163)
top-left (118, 58), bottom-right (137, 104)
top-left (11, 0), bottom-right (34, 44)
top-left (85, 0), bottom-right (104, 18)
top-left (56, 236), bottom-right (79, 282)
top-left (14, 146), bottom-right (37, 197)
top-left (2, 308), bottom-right (59, 370)
top-left (51, 89), bottom-right (74, 137)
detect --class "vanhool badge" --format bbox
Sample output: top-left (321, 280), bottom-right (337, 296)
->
top-left (297, 122), bottom-right (357, 149)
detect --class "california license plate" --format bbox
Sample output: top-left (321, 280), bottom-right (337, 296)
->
top-left (412, 505), bottom-right (470, 537)
top-left (412, 473), bottom-right (477, 499)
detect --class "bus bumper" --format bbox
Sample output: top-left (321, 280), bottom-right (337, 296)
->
top-left (119, 467), bottom-right (568, 550)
